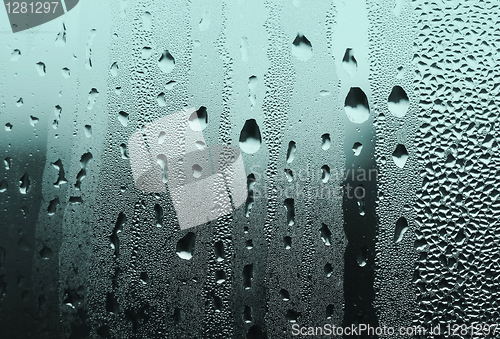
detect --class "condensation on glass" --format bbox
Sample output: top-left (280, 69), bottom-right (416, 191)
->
top-left (0, 0), bottom-right (498, 338)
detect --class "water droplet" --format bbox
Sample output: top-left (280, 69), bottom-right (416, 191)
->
top-left (52, 159), bottom-right (67, 188)
top-left (248, 76), bottom-right (258, 108)
top-left (192, 164), bottom-right (202, 178)
top-left (392, 144), bottom-right (408, 168)
top-left (4, 158), bottom-right (11, 170)
top-left (280, 289), bottom-right (290, 301)
top-left (243, 264), bottom-right (253, 289)
top-left (344, 87), bottom-right (370, 124)
top-left (36, 62), bottom-right (46, 76)
top-left (55, 23), bottom-right (66, 46)
top-left (284, 198), bottom-right (295, 226)
top-left (119, 143), bottom-right (128, 159)
top-left (214, 241), bottom-right (224, 261)
top-left (157, 92), bottom-right (166, 107)
top-left (10, 49), bottom-right (21, 61)
top-left (283, 236), bottom-right (292, 250)
top-left (324, 263), bottom-right (333, 277)
top-left (87, 88), bottom-right (99, 110)
top-left (154, 204), bottom-right (163, 227)
top-left (140, 272), bottom-right (150, 285)
top-left (75, 152), bottom-right (93, 190)
top-left (388, 85), bottom-right (409, 117)
top-left (357, 246), bottom-right (367, 267)
top-left (320, 223), bottom-right (332, 246)
top-left (118, 111), bottom-right (129, 127)
top-left (47, 198), bottom-right (60, 216)
top-left (352, 142), bottom-right (363, 156)
top-left (165, 80), bottom-right (177, 90)
top-left (321, 134), bottom-right (331, 150)
top-left (158, 50), bottom-right (175, 74)
top-left (110, 62), bottom-right (119, 76)
top-left (243, 306), bottom-right (252, 323)
top-left (110, 213), bottom-right (126, 256)
top-left (245, 239), bottom-right (253, 249)
top-left (39, 246), bottom-right (53, 260)
top-left (176, 232), bottom-right (196, 260)
top-left (19, 173), bottom-right (30, 194)
top-left (0, 180), bottom-right (7, 193)
top-left (141, 46), bottom-right (153, 59)
top-left (393, 217), bottom-right (408, 243)
top-left (62, 67), bottom-right (70, 78)
top-left (158, 131), bottom-right (166, 144)
top-left (292, 33), bottom-right (312, 61)
top-left (84, 125), bottom-right (92, 137)
top-left (29, 116), bottom-right (39, 127)
top-left (342, 48), bottom-right (357, 77)
top-left (286, 309), bottom-right (301, 322)
top-left (239, 119), bottom-right (262, 154)
top-left (286, 141), bottom-right (297, 163)
top-left (188, 107), bottom-right (208, 131)
top-left (141, 11), bottom-right (152, 30)
top-left (215, 270), bottom-right (225, 284)
top-left (321, 165), bottom-right (330, 183)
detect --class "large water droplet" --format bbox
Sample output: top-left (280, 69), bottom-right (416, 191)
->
top-left (87, 88), bottom-right (99, 110)
top-left (176, 232), bottom-right (196, 260)
top-left (388, 85), bottom-right (409, 118)
top-left (393, 217), bottom-right (408, 243)
top-left (19, 173), bottom-right (30, 194)
top-left (188, 107), bottom-right (208, 131)
top-left (292, 33), bottom-right (312, 61)
top-left (11, 49), bottom-right (21, 61)
top-left (118, 111), bottom-right (129, 127)
top-left (324, 263), bottom-right (333, 277)
top-left (320, 223), bottom-right (332, 246)
top-left (357, 246), bottom-right (368, 267)
top-left (286, 141), bottom-right (296, 163)
top-left (392, 144), bottom-right (408, 168)
top-left (158, 50), bottom-right (175, 74)
top-left (110, 62), bottom-right (119, 76)
top-left (157, 92), bottom-right (166, 107)
top-left (321, 165), bottom-right (330, 183)
top-left (141, 11), bottom-right (152, 30)
top-left (342, 48), bottom-right (357, 77)
top-left (352, 142), bottom-right (363, 156)
top-left (284, 198), bottom-right (295, 226)
top-left (243, 264), bottom-right (253, 289)
top-left (239, 119), bottom-right (262, 154)
top-left (154, 204), bottom-right (163, 227)
top-left (321, 134), bottom-right (331, 150)
top-left (344, 87), bottom-right (370, 123)
top-left (283, 236), bottom-right (292, 250)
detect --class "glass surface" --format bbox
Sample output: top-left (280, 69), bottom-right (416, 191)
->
top-left (0, 0), bottom-right (498, 338)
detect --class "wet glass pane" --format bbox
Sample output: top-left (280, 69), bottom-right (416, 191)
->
top-left (0, 0), bottom-right (498, 338)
